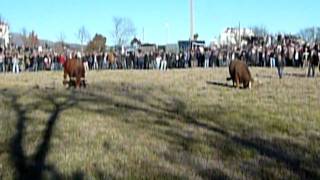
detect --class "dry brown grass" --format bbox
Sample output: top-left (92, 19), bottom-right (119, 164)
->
top-left (0, 67), bottom-right (320, 179)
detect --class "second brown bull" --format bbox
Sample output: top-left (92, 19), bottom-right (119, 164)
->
top-left (227, 60), bottom-right (254, 89)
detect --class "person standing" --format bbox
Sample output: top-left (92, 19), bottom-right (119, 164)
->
top-left (103, 52), bottom-right (108, 69)
top-left (294, 47), bottom-right (300, 67)
top-left (93, 53), bottom-right (99, 70)
top-left (318, 46), bottom-right (320, 73)
top-left (44, 54), bottom-right (49, 70)
top-left (308, 46), bottom-right (319, 77)
top-left (59, 54), bottom-right (66, 70)
top-left (98, 52), bottom-right (103, 70)
top-left (270, 48), bottom-right (276, 68)
top-left (129, 52), bottom-right (135, 69)
top-left (137, 50), bottom-right (144, 70)
top-left (12, 53), bottom-right (20, 74)
top-left (0, 51), bottom-right (4, 73)
top-left (258, 45), bottom-right (263, 67)
top-left (144, 53), bottom-right (149, 69)
top-left (160, 53), bottom-right (167, 71)
top-left (276, 48), bottom-right (285, 79)
top-left (204, 48), bottom-right (210, 68)
top-left (156, 53), bottom-right (161, 70)
top-left (38, 54), bottom-right (44, 71)
top-left (303, 47), bottom-right (310, 69)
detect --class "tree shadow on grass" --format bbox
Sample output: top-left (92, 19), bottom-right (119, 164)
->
top-left (167, 98), bottom-right (320, 179)
top-left (84, 83), bottom-right (320, 179)
top-left (1, 87), bottom-right (186, 179)
top-left (75, 82), bottom-right (320, 179)
top-left (2, 80), bottom-right (319, 179)
top-left (1, 89), bottom-right (93, 180)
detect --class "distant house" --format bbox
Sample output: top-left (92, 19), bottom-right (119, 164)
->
top-left (219, 28), bottom-right (254, 45)
top-left (178, 40), bottom-right (205, 52)
top-left (165, 44), bottom-right (179, 54)
top-left (128, 38), bottom-right (158, 54)
top-left (156, 44), bottom-right (179, 54)
top-left (0, 22), bottom-right (10, 48)
top-left (140, 43), bottom-right (157, 54)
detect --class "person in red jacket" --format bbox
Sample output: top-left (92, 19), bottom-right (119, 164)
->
top-left (59, 54), bottom-right (66, 69)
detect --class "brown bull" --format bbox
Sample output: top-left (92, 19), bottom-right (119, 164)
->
top-left (227, 60), bottom-right (254, 89)
top-left (63, 58), bottom-right (86, 88)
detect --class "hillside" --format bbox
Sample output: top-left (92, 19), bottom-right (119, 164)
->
top-left (10, 33), bottom-right (83, 50)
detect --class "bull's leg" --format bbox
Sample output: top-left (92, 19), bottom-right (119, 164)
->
top-left (243, 81), bottom-right (249, 89)
top-left (76, 76), bottom-right (81, 89)
top-left (80, 78), bottom-right (86, 88)
top-left (63, 71), bottom-right (69, 86)
top-left (82, 78), bottom-right (87, 88)
top-left (236, 77), bottom-right (240, 89)
top-left (68, 80), bottom-right (74, 88)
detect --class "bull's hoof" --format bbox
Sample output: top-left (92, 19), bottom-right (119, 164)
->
top-left (81, 80), bottom-right (87, 88)
top-left (63, 80), bottom-right (69, 86)
top-left (67, 80), bottom-right (76, 88)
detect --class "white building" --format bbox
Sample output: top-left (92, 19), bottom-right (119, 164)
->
top-left (219, 27), bottom-right (254, 45)
top-left (0, 22), bottom-right (10, 48)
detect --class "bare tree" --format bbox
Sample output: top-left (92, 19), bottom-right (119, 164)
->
top-left (299, 27), bottom-right (320, 43)
top-left (0, 14), bottom-right (4, 23)
top-left (111, 17), bottom-right (136, 47)
top-left (58, 32), bottom-right (66, 45)
top-left (55, 32), bottom-right (66, 53)
top-left (251, 26), bottom-right (269, 37)
top-left (29, 31), bottom-right (39, 48)
top-left (77, 26), bottom-right (90, 52)
top-left (21, 28), bottom-right (28, 47)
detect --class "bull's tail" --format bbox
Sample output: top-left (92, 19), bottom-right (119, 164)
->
top-left (226, 77), bottom-right (232, 81)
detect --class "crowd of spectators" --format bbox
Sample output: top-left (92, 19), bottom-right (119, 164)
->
top-left (0, 34), bottom-right (319, 78)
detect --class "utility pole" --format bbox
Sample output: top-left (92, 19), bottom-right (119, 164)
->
top-left (190, 0), bottom-right (194, 40)
top-left (314, 26), bottom-right (317, 43)
top-left (142, 27), bottom-right (145, 42)
top-left (238, 21), bottom-right (241, 46)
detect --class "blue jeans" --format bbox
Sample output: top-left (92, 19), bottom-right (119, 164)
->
top-left (204, 59), bottom-right (209, 68)
top-left (0, 62), bottom-right (4, 72)
top-left (138, 59), bottom-right (144, 69)
top-left (270, 58), bottom-right (275, 68)
top-left (13, 63), bottom-right (20, 74)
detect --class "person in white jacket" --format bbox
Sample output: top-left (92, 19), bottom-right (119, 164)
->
top-left (156, 53), bottom-right (162, 70)
top-left (12, 53), bottom-right (20, 74)
top-left (160, 53), bottom-right (167, 71)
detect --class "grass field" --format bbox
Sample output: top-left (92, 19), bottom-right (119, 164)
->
top-left (0, 67), bottom-right (320, 180)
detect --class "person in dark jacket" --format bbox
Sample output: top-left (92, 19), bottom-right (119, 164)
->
top-left (308, 45), bottom-right (319, 77)
top-left (137, 50), bottom-right (144, 69)
top-left (276, 47), bottom-right (285, 79)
